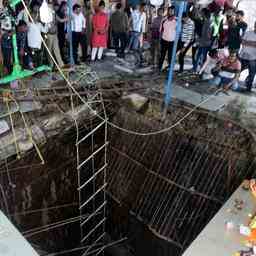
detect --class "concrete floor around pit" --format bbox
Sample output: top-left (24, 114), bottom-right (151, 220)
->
top-left (87, 55), bottom-right (256, 143)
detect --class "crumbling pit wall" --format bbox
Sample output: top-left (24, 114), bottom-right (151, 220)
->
top-left (0, 89), bottom-right (109, 254)
top-left (0, 129), bottom-right (91, 252)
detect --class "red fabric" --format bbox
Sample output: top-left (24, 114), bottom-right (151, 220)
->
top-left (208, 0), bottom-right (234, 11)
top-left (224, 0), bottom-right (234, 8)
top-left (214, 0), bottom-right (225, 6)
top-left (91, 12), bottom-right (109, 48)
top-left (208, 2), bottom-right (221, 12)
top-left (221, 57), bottom-right (241, 71)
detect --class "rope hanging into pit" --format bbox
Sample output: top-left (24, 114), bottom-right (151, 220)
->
top-left (10, 94), bottom-right (45, 164)
top-left (14, 13), bottom-right (108, 253)
top-left (20, 0), bottom-right (222, 138)
top-left (12, 2), bottom-right (235, 254)
top-left (0, 91), bottom-right (45, 164)
top-left (22, 214), bottom-right (87, 237)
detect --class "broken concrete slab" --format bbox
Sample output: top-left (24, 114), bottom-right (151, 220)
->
top-left (136, 66), bottom-right (153, 74)
top-left (0, 120), bottom-right (9, 135)
top-left (246, 97), bottom-right (256, 114)
top-left (27, 75), bottom-right (53, 89)
top-left (66, 104), bottom-right (93, 121)
top-left (173, 86), bottom-right (233, 112)
top-left (4, 101), bottom-right (43, 114)
top-left (0, 125), bottom-right (46, 161)
top-left (114, 65), bottom-right (133, 74)
top-left (107, 49), bottom-right (116, 53)
top-left (154, 83), bottom-right (238, 112)
top-left (19, 101), bottom-right (42, 113)
top-left (42, 103), bottom-right (95, 137)
top-left (122, 93), bottom-right (148, 111)
top-left (105, 52), bottom-right (117, 57)
top-left (123, 52), bottom-right (140, 68)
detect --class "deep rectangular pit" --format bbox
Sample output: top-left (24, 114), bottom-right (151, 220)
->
top-left (0, 98), bottom-right (255, 256)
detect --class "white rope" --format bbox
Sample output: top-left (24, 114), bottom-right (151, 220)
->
top-left (9, 202), bottom-right (78, 216)
top-left (10, 94), bottom-right (45, 164)
top-left (106, 90), bottom-right (222, 136)
top-left (20, 0), bottom-right (100, 114)
top-left (20, 0), bottom-right (222, 137)
top-left (22, 215), bottom-right (85, 237)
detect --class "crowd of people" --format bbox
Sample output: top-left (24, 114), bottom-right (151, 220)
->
top-left (151, 4), bottom-right (256, 92)
top-left (0, 0), bottom-right (255, 92)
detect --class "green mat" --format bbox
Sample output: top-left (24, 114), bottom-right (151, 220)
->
top-left (0, 65), bottom-right (51, 84)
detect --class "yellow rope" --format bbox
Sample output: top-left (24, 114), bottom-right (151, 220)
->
top-left (20, 0), bottom-right (223, 138)
top-left (3, 93), bottom-right (21, 159)
top-left (10, 94), bottom-right (45, 164)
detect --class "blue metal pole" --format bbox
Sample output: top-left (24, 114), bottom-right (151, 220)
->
top-left (164, 0), bottom-right (185, 110)
top-left (68, 0), bottom-right (74, 65)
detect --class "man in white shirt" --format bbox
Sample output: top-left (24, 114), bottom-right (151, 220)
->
top-left (239, 21), bottom-right (256, 92)
top-left (139, 3), bottom-right (147, 48)
top-left (46, 3), bottom-right (64, 68)
top-left (128, 5), bottom-right (143, 50)
top-left (71, 4), bottom-right (87, 64)
top-left (27, 3), bottom-right (47, 67)
top-left (27, 22), bottom-right (47, 49)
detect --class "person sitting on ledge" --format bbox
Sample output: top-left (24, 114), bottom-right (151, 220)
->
top-left (211, 50), bottom-right (241, 92)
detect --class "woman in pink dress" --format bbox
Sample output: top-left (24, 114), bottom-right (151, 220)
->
top-left (91, 1), bottom-right (109, 61)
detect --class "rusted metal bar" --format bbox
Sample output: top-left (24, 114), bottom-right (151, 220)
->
top-left (111, 147), bottom-right (223, 204)
top-left (135, 134), bottom-right (172, 216)
top-left (150, 136), bottom-right (199, 226)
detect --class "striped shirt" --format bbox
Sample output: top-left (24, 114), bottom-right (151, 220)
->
top-left (181, 18), bottom-right (194, 47)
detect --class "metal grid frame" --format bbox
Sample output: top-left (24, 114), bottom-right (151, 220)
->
top-left (76, 92), bottom-right (108, 256)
